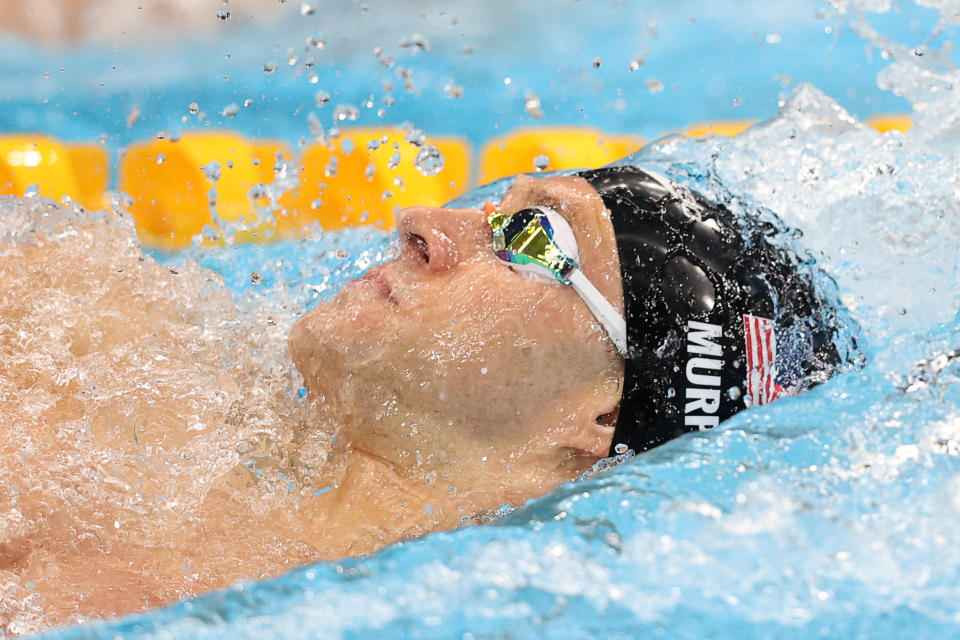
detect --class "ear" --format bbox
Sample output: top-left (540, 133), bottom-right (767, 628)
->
top-left (556, 399), bottom-right (619, 460)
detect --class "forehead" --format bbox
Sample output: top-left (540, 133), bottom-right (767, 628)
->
top-left (498, 175), bottom-right (596, 218)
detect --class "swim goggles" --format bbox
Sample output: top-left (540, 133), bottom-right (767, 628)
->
top-left (485, 202), bottom-right (628, 357)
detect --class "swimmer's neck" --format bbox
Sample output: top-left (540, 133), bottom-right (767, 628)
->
top-left (315, 448), bottom-right (521, 556)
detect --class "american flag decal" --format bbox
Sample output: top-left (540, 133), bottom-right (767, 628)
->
top-left (743, 314), bottom-right (781, 406)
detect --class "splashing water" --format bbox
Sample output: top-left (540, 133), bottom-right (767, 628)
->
top-left (413, 145), bottom-right (445, 177)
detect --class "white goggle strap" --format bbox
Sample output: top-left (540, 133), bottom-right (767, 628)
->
top-left (566, 268), bottom-right (628, 357)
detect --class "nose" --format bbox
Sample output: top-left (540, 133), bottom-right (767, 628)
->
top-left (395, 206), bottom-right (492, 273)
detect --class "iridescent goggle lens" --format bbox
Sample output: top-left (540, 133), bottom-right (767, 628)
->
top-left (485, 202), bottom-right (629, 357)
top-left (487, 206), bottom-right (579, 284)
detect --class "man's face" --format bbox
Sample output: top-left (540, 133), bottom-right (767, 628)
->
top-left (289, 175), bottom-right (625, 501)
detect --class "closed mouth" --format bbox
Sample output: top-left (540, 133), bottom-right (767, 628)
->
top-left (359, 269), bottom-right (399, 305)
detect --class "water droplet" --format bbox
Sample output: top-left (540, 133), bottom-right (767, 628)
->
top-left (444, 83), bottom-right (464, 99)
top-left (524, 92), bottom-right (544, 119)
top-left (765, 33), bottom-right (781, 44)
top-left (727, 386), bottom-right (742, 401)
top-left (243, 98), bottom-right (253, 107)
top-left (365, 163), bottom-right (376, 180)
top-left (592, 56), bottom-right (603, 68)
top-left (23, 183), bottom-right (40, 198)
top-left (628, 56), bottom-right (644, 71)
top-left (914, 46), bottom-right (925, 57)
top-left (404, 127), bottom-right (426, 147)
top-left (311, 198), bottom-right (323, 210)
top-left (480, 367), bottom-right (488, 375)
top-left (614, 443), bottom-right (629, 455)
top-left (250, 271), bottom-right (264, 285)
top-left (334, 104), bottom-right (359, 122)
top-left (315, 89), bottom-right (330, 107)
top-left (156, 153), bottom-right (165, 165)
top-left (340, 138), bottom-right (355, 154)
top-left (388, 151), bottom-right (401, 169)
top-left (666, 387), bottom-right (676, 398)
top-left (399, 34), bottom-right (430, 51)
top-left (188, 102), bottom-right (200, 115)
top-left (733, 97), bottom-right (742, 106)
top-left (414, 146), bottom-right (444, 176)
top-left (367, 139), bottom-right (380, 151)
top-left (263, 61), bottom-right (279, 74)
top-left (300, 0), bottom-right (317, 16)
top-left (307, 35), bottom-right (325, 49)
top-left (203, 162), bottom-right (222, 182)
top-left (646, 78), bottom-right (664, 93)
top-left (126, 105), bottom-right (141, 128)
top-left (216, 8), bottom-right (231, 20)
top-left (249, 183), bottom-right (267, 200)
top-left (221, 103), bottom-right (240, 118)
top-left (533, 155), bottom-right (550, 172)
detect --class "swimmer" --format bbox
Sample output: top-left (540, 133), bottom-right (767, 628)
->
top-left (0, 166), bottom-right (851, 628)
top-left (289, 165), bottom-right (848, 528)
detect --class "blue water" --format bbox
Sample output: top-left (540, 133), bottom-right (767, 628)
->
top-left (1, 1), bottom-right (954, 161)
top-left (7, 0), bottom-right (960, 638)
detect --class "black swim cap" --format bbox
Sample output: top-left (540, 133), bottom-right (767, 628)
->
top-left (578, 166), bottom-right (845, 455)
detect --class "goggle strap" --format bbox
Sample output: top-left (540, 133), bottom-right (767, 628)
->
top-left (566, 268), bottom-right (628, 357)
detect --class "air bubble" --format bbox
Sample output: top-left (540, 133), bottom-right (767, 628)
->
top-left (315, 90), bottom-right (330, 107)
top-left (533, 155), bottom-right (550, 172)
top-left (646, 78), bottom-right (664, 93)
top-left (263, 62), bottom-right (279, 74)
top-left (592, 56), bottom-right (603, 68)
top-left (414, 146), bottom-right (445, 176)
top-left (628, 57), bottom-right (644, 71)
top-left (727, 386), bottom-right (742, 401)
top-left (300, 0), bottom-right (317, 16)
top-left (221, 103), bottom-right (240, 118)
top-left (388, 151), bottom-right (401, 169)
top-left (216, 8), bottom-right (231, 20)
top-left (666, 387), bottom-right (676, 398)
top-left (614, 443), bottom-right (629, 455)
top-left (250, 272), bottom-right (264, 285)
top-left (188, 102), bottom-right (200, 115)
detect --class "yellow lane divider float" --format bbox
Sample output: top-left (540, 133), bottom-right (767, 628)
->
top-left (479, 127), bottom-right (643, 184)
top-left (0, 116), bottom-right (915, 247)
top-left (121, 132), bottom-right (292, 247)
top-left (0, 134), bottom-right (108, 211)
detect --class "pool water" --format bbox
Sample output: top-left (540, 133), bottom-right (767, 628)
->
top-left (2, 0), bottom-right (960, 638)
